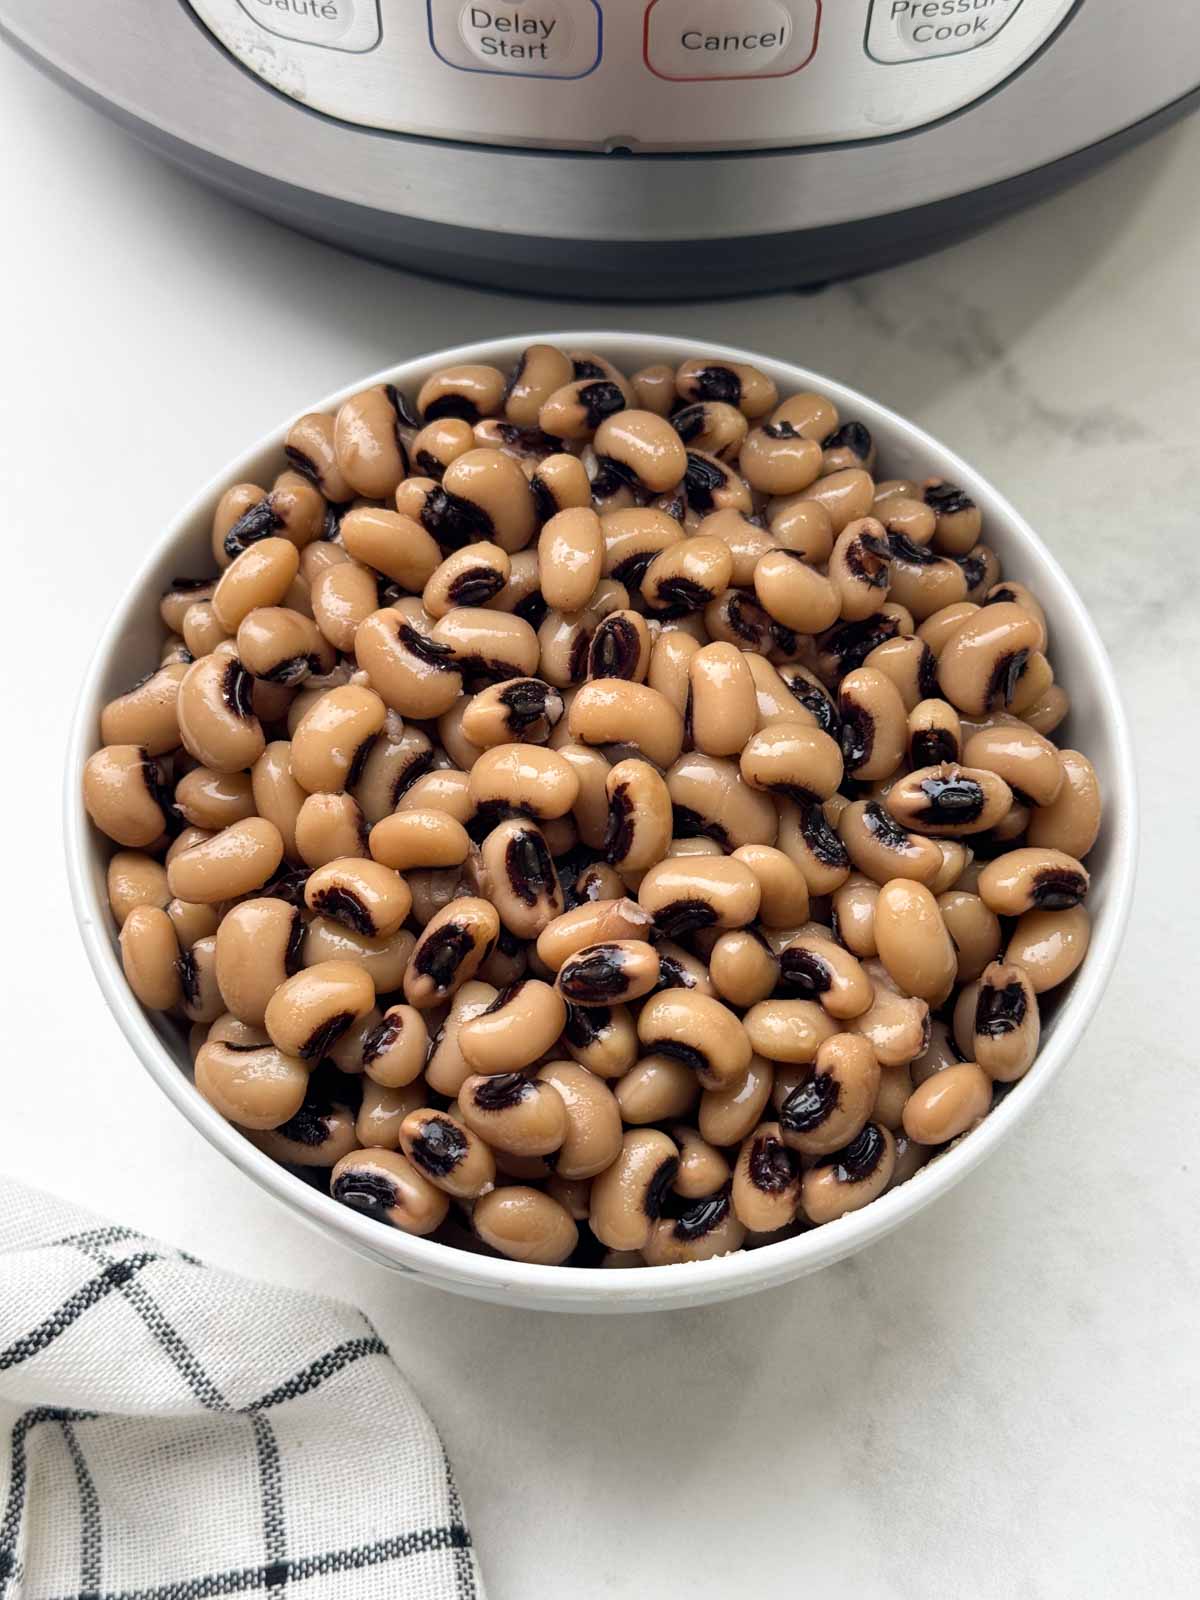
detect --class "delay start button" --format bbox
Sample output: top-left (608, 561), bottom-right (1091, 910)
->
top-left (644, 0), bottom-right (821, 82)
top-left (866, 0), bottom-right (1028, 63)
top-left (427, 0), bottom-right (602, 78)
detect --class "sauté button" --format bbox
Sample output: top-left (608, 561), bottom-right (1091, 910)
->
top-left (428, 0), bottom-right (602, 78)
top-left (644, 0), bottom-right (820, 82)
top-left (233, 0), bottom-right (381, 52)
top-left (866, 0), bottom-right (1027, 63)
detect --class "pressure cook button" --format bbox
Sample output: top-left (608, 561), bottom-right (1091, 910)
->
top-left (866, 0), bottom-right (1026, 63)
top-left (234, 0), bottom-right (381, 52)
top-left (428, 0), bottom-right (602, 78)
top-left (644, 0), bottom-right (820, 82)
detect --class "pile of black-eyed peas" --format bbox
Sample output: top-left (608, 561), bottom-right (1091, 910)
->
top-left (84, 345), bottom-right (1102, 1267)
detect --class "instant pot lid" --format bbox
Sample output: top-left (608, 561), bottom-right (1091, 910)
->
top-left (1, 0), bottom-right (1197, 295)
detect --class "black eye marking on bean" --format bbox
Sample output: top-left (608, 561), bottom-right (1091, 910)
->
top-left (580, 381), bottom-right (627, 429)
top-left (1031, 869), bottom-right (1088, 909)
top-left (781, 672), bottom-right (840, 737)
top-left (912, 729), bottom-right (958, 768)
top-left (361, 1012), bottom-right (403, 1066)
top-left (818, 613), bottom-right (902, 676)
top-left (652, 576), bottom-right (715, 616)
top-left (691, 366), bottom-right (741, 405)
top-left (502, 352), bottom-right (528, 401)
top-left (749, 1134), bottom-right (799, 1192)
top-left (671, 1186), bottom-right (732, 1241)
top-left (572, 359), bottom-right (605, 381)
top-left (276, 1074), bottom-right (340, 1146)
top-left (497, 679), bottom-right (554, 733)
top-left (222, 498), bottom-right (280, 560)
top-left (514, 589), bottom-right (549, 632)
top-left (651, 1040), bottom-right (709, 1075)
top-left (975, 981), bottom-right (1027, 1036)
top-left (670, 805), bottom-right (728, 849)
top-left (422, 393), bottom-right (483, 424)
top-left (564, 1002), bottom-right (609, 1047)
top-left (262, 653), bottom-right (321, 686)
top-left (603, 785), bottom-right (636, 866)
top-left (390, 749), bottom-right (434, 805)
top-left (447, 567), bottom-right (505, 608)
top-left (671, 404), bottom-right (708, 444)
top-left (987, 648), bottom-right (1030, 708)
top-left (840, 705), bottom-right (874, 773)
top-left (924, 483), bottom-right (975, 517)
top-left (321, 503), bottom-right (345, 542)
top-left (264, 867), bottom-right (310, 907)
top-left (652, 900), bottom-right (718, 940)
top-left (827, 1123), bottom-right (886, 1182)
top-left (505, 830), bottom-right (555, 907)
top-left (610, 550), bottom-right (661, 589)
top-left (770, 621), bottom-right (798, 655)
top-left (176, 949), bottom-right (199, 1007)
top-left (310, 887), bottom-right (374, 937)
top-left (398, 623), bottom-right (458, 669)
top-left (472, 1072), bottom-right (531, 1111)
top-left (283, 445), bottom-right (320, 487)
top-left (414, 923), bottom-right (475, 990)
top-left (496, 423), bottom-right (558, 458)
top-left (166, 576), bottom-right (214, 597)
top-left (887, 530), bottom-right (939, 566)
top-left (590, 459), bottom-right (635, 501)
top-left (567, 625), bottom-right (594, 684)
top-left (345, 736), bottom-right (378, 793)
top-left (560, 946), bottom-right (633, 1003)
top-left (410, 1117), bottom-right (469, 1178)
top-left (779, 948), bottom-right (833, 996)
top-left (299, 1010), bottom-right (355, 1061)
top-left (529, 474), bottom-right (558, 525)
top-left (385, 383), bottom-right (421, 432)
top-left (763, 420), bottom-right (799, 440)
top-left (846, 533), bottom-right (892, 585)
top-left (955, 551), bottom-right (988, 591)
top-left (781, 1070), bottom-right (840, 1133)
top-left (589, 616), bottom-right (641, 679)
top-left (420, 486), bottom-right (494, 549)
top-left (140, 753), bottom-right (176, 825)
top-left (414, 451), bottom-right (448, 482)
top-left (645, 1157), bottom-right (680, 1219)
top-left (917, 774), bottom-right (985, 823)
top-left (656, 488), bottom-right (687, 522)
top-left (222, 659), bottom-right (255, 719)
top-left (862, 799), bottom-right (914, 853)
top-left (799, 798), bottom-right (851, 867)
top-left (725, 591), bottom-right (770, 647)
top-left (823, 421), bottom-right (872, 459)
top-left (332, 1169), bottom-right (397, 1219)
top-left (684, 453), bottom-right (728, 512)
top-left (917, 644), bottom-right (940, 699)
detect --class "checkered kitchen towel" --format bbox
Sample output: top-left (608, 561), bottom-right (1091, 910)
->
top-left (0, 1180), bottom-right (485, 1600)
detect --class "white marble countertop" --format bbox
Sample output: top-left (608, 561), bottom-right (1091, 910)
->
top-left (3, 43), bottom-right (1197, 1597)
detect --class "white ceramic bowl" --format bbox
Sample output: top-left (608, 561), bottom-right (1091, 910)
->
top-left (66, 332), bottom-right (1137, 1313)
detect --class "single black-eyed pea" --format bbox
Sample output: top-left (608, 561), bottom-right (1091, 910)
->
top-left (529, 452), bottom-right (593, 523)
top-left (968, 959), bottom-right (1041, 1082)
top-left (902, 1063), bottom-right (992, 1144)
top-left (682, 450), bottom-right (752, 518)
top-left (917, 601), bottom-right (980, 658)
top-left (674, 400), bottom-right (749, 460)
top-left (540, 378), bottom-right (629, 441)
top-left (173, 767), bottom-right (255, 832)
top-left (357, 1003), bottom-right (429, 1090)
top-left (909, 1019), bottom-right (963, 1087)
top-left (369, 809), bottom-right (471, 873)
top-left (801, 466), bottom-right (876, 536)
top-left (504, 344), bottom-right (574, 426)
top-left (214, 897), bottom-right (304, 1026)
top-left (355, 1078), bottom-right (427, 1152)
top-left (332, 384), bottom-right (409, 499)
top-left (801, 1123), bottom-right (896, 1225)
top-left (1004, 905), bottom-right (1090, 993)
top-left (264, 958), bottom-right (375, 1061)
top-left (637, 988), bottom-right (752, 1090)
top-left (838, 666), bottom-right (908, 782)
top-left (460, 678), bottom-right (565, 751)
top-left (167, 817), bottom-right (284, 904)
top-left (84, 745), bottom-right (169, 849)
top-left (732, 1122), bottom-right (803, 1232)
top-left (554, 940), bottom-right (660, 1010)
top-left (538, 1060), bottom-right (624, 1180)
top-left (568, 678), bottom-right (684, 769)
top-left (295, 792), bottom-right (368, 868)
top-left (872, 1063), bottom-right (913, 1131)
top-left (738, 419), bottom-right (823, 497)
top-left (474, 1186), bottom-right (578, 1265)
top-left (778, 934), bottom-right (873, 1018)
top-left (961, 724), bottom-right (1064, 809)
top-left (250, 1067), bottom-right (360, 1168)
top-left (666, 751), bottom-right (778, 851)
top-left (468, 741), bottom-right (579, 820)
top-left (408, 416), bottom-right (475, 480)
top-left (545, 1174), bottom-right (593, 1221)
top-left (685, 642), bottom-right (757, 759)
top-left (731, 845), bottom-right (810, 928)
top-left (161, 577), bottom-right (219, 635)
top-left (637, 855), bottom-right (761, 941)
top-left (604, 758), bottom-right (672, 872)
top-left (861, 635), bottom-right (938, 714)
top-left (538, 506), bottom-right (604, 613)
top-left (404, 898), bottom-right (500, 1011)
top-left (589, 1128), bottom-right (679, 1252)
top-left (107, 851), bottom-right (171, 927)
top-left (837, 798), bottom-right (943, 887)
top-left (908, 697), bottom-right (962, 769)
top-left (699, 1056), bottom-right (774, 1148)
top-left (775, 797), bottom-right (853, 897)
top-left (304, 921), bottom-right (415, 994)
top-left (935, 889), bottom-right (1001, 985)
top-left (641, 536), bottom-right (734, 617)
top-left (289, 684), bottom-right (387, 796)
top-left (536, 898), bottom-right (654, 971)
top-left (211, 538), bottom-right (300, 635)
top-left (772, 663), bottom-right (840, 738)
top-left (874, 880), bottom-right (957, 1005)
top-left (181, 602), bottom-right (230, 658)
top-left (707, 928), bottom-right (779, 1008)
top-left (885, 762), bottom-right (1014, 838)
top-left (459, 1071), bottom-right (567, 1157)
top-left (831, 873), bottom-right (879, 959)
top-left (819, 419), bottom-right (875, 476)
top-left (395, 769), bottom-right (475, 828)
top-left (457, 979), bottom-right (567, 1074)
top-left (536, 606), bottom-right (596, 689)
top-left (628, 362), bottom-right (675, 416)
top-left (424, 981), bottom-right (498, 1097)
top-left (235, 607), bottom-right (334, 689)
top-left (811, 609), bottom-right (907, 686)
top-left (875, 490), bottom-right (936, 546)
top-left (431, 606), bottom-right (540, 684)
top-left (923, 480), bottom-right (982, 556)
top-left (587, 609), bottom-right (652, 683)
top-left (937, 602), bottom-right (1044, 717)
top-left (421, 542), bottom-right (511, 619)
top-left (883, 532), bottom-right (969, 622)
top-left (752, 548), bottom-right (839, 635)
top-left (826, 518), bottom-right (891, 621)
top-left (696, 508), bottom-right (774, 588)
top-left (766, 494), bottom-right (835, 565)
top-left (176, 931), bottom-right (221, 1024)
top-left (669, 1126), bottom-right (731, 1200)
top-left (415, 363), bottom-right (505, 425)
top-left (399, 1108), bottom-right (497, 1200)
top-left (176, 653), bottom-right (265, 775)
top-left (195, 1039), bottom-right (310, 1131)
top-left (119, 905), bottom-right (182, 1012)
top-left (1027, 750), bottom-right (1101, 857)
top-left (642, 1188), bottom-right (746, 1265)
top-left (1020, 682), bottom-right (1070, 738)
top-left (743, 997), bottom-right (838, 1066)
top-left (593, 409), bottom-right (687, 495)
top-left (303, 857), bottom-right (411, 938)
top-left (549, 743), bottom-right (608, 851)
top-left (599, 506), bottom-right (682, 588)
top-left (100, 663), bottom-right (187, 757)
top-left (330, 1147), bottom-right (450, 1236)
top-left (675, 358), bottom-right (777, 419)
top-left (957, 541), bottom-right (1003, 606)
top-left (165, 825), bottom-right (212, 865)
top-left (211, 484), bottom-right (270, 567)
top-left (358, 607), bottom-right (460, 719)
top-left (285, 412), bottom-right (353, 504)
top-left (978, 846), bottom-right (1089, 915)
top-left (561, 1000), bottom-right (638, 1079)
top-left (741, 723), bottom-right (843, 802)
top-left (848, 973), bottom-right (931, 1067)
top-left (929, 838), bottom-right (971, 895)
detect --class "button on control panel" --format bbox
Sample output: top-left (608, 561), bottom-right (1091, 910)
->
top-left (644, 0), bottom-right (821, 81)
top-left (233, 0), bottom-right (380, 52)
top-left (427, 0), bottom-right (602, 78)
top-left (866, 0), bottom-right (1027, 63)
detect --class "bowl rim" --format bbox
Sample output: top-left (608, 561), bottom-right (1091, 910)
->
top-left (65, 330), bottom-right (1138, 1308)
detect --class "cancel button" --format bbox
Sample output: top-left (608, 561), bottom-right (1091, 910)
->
top-left (645, 0), bottom-right (819, 81)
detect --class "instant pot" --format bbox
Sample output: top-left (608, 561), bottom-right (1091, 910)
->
top-left (2, 0), bottom-right (1197, 296)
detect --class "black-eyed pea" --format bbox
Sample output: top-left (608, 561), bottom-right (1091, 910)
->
top-left (162, 578), bottom-right (220, 637)
top-left (236, 607), bottom-right (334, 688)
top-left (264, 959), bottom-right (375, 1060)
top-left (412, 362), bottom-right (504, 424)
top-left (831, 873), bottom-right (879, 960)
top-left (967, 959), bottom-right (1041, 1081)
top-left (211, 538), bottom-right (300, 634)
top-left (641, 536), bottom-right (734, 617)
top-left (874, 880), bottom-right (957, 1005)
top-left (402, 898), bottom-right (498, 1010)
top-left (538, 1060), bottom-right (623, 1179)
top-left (540, 377), bottom-right (629, 442)
top-left (675, 357), bottom-right (777, 418)
top-left (181, 602), bottom-right (230, 657)
top-left (353, 1003), bottom-right (428, 1090)
top-left (603, 758), bottom-right (671, 872)
top-left (801, 1123), bottom-right (896, 1225)
top-left (838, 667), bottom-right (908, 783)
top-left (588, 609), bottom-right (653, 682)
top-left (875, 491), bottom-right (936, 547)
top-left (459, 1071), bottom-right (567, 1157)
top-left (433, 448), bottom-right (537, 553)
top-left (637, 856), bottom-right (761, 941)
top-left (303, 857), bottom-right (411, 938)
top-left (885, 763), bottom-right (1013, 838)
top-left (810, 610), bottom-right (905, 686)
top-left (331, 384), bottom-right (409, 499)
top-left (682, 450), bottom-right (752, 517)
top-left (917, 601), bottom-right (980, 658)
top-left (176, 930), bottom-right (221, 1024)
top-left (738, 416), bottom-right (823, 496)
top-left (861, 635), bottom-right (938, 714)
top-left (355, 1078), bottom-right (426, 1152)
top-left (599, 506), bottom-right (683, 587)
top-left (422, 542), bottom-right (511, 618)
top-left (545, 1174), bottom-right (592, 1221)
top-left (589, 1128), bottom-right (679, 1252)
top-left (546, 744), bottom-right (606, 852)
top-left (526, 455), bottom-right (591, 526)
top-left (533, 507), bottom-right (600, 614)
top-left (825, 518), bottom-right (890, 621)
top-left (468, 742), bottom-right (579, 820)
top-left (214, 897), bottom-right (304, 1025)
top-left (474, 1186), bottom-right (578, 1265)
top-left (684, 642), bottom-right (756, 759)
top-left (743, 998), bottom-right (838, 1065)
top-left (732, 1122), bottom-right (802, 1232)
top-left (661, 1127), bottom-right (728, 1203)
top-left (106, 851), bottom-right (170, 926)
top-left (908, 698), bottom-right (962, 769)
top-left (696, 509), bottom-right (774, 588)
top-left (847, 977), bottom-right (931, 1067)
top-left (561, 1001), bottom-right (638, 1080)
top-left (666, 752), bottom-right (778, 850)
top-left (556, 941), bottom-right (662, 1008)
top-left (594, 409), bottom-right (687, 495)
top-left (164, 897), bottom-right (220, 950)
top-left (937, 603), bottom-right (1045, 717)
top-left (503, 343), bottom-right (574, 426)
top-left (172, 767), bottom-right (254, 832)
top-left (355, 608), bottom-right (465, 719)
top-left (778, 934), bottom-right (872, 1018)
top-left (819, 420), bottom-right (875, 476)
top-left (923, 480), bottom-right (981, 556)
top-left (628, 362), bottom-right (675, 416)
top-left (741, 723), bottom-right (843, 802)
top-left (978, 847), bottom-right (1089, 915)
top-left (766, 494), bottom-right (835, 564)
top-left (1004, 901), bottom-right (1088, 994)
top-left (708, 928), bottom-right (779, 1008)
top-left (400, 1108), bottom-right (497, 1199)
top-left (295, 792), bottom-right (367, 868)
top-left (430, 607), bottom-right (540, 686)
top-left (457, 979), bottom-right (567, 1074)
top-left (962, 723), bottom-right (1063, 810)
top-left (394, 771), bottom-right (474, 830)
top-left (568, 678), bottom-right (684, 769)
top-left (369, 809), bottom-right (470, 874)
top-left (929, 839), bottom-right (971, 895)
top-left (535, 898), bottom-right (653, 971)
top-left (167, 818), bottom-right (284, 904)
top-left (287, 684), bottom-right (386, 796)
top-left (752, 548), bottom-right (838, 635)
top-left (165, 825), bottom-right (212, 865)
top-left (1027, 750), bottom-right (1101, 858)
top-left (423, 981), bottom-right (498, 1097)
top-left (729, 845), bottom-right (808, 930)
top-left (460, 678), bottom-right (565, 750)
top-left (697, 1056), bottom-right (772, 1148)
top-left (909, 1019), bottom-right (964, 1087)
top-left (536, 606), bottom-right (596, 689)
top-left (246, 1065), bottom-right (360, 1166)
top-left (837, 799), bottom-right (943, 887)
top-left (873, 1064), bottom-right (913, 1132)
top-left (119, 905), bottom-right (182, 1011)
top-left (637, 988), bottom-right (751, 1091)
top-left (100, 663), bottom-right (187, 757)
top-left (772, 664), bottom-right (839, 738)
top-left (775, 797), bottom-right (853, 897)
top-left (642, 1187), bottom-right (746, 1265)
top-left (330, 1147), bottom-right (449, 1236)
top-left (800, 466), bottom-right (875, 536)
top-left (902, 1062), bottom-right (992, 1143)
top-left (285, 412), bottom-right (352, 503)
top-left (211, 485), bottom-right (271, 568)
top-left (1021, 683), bottom-right (1070, 738)
top-left (206, 1013), bottom-right (271, 1050)
top-left (176, 653), bottom-right (265, 774)
top-left (409, 416), bottom-right (475, 480)
top-left (957, 545), bottom-right (1003, 604)
top-left (883, 533), bottom-right (969, 622)
top-left (195, 1039), bottom-right (310, 1131)
top-left (937, 890), bottom-right (1002, 984)
top-left (673, 400), bottom-right (749, 460)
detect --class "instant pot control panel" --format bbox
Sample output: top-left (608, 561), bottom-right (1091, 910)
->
top-left (183, 0), bottom-right (1080, 151)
